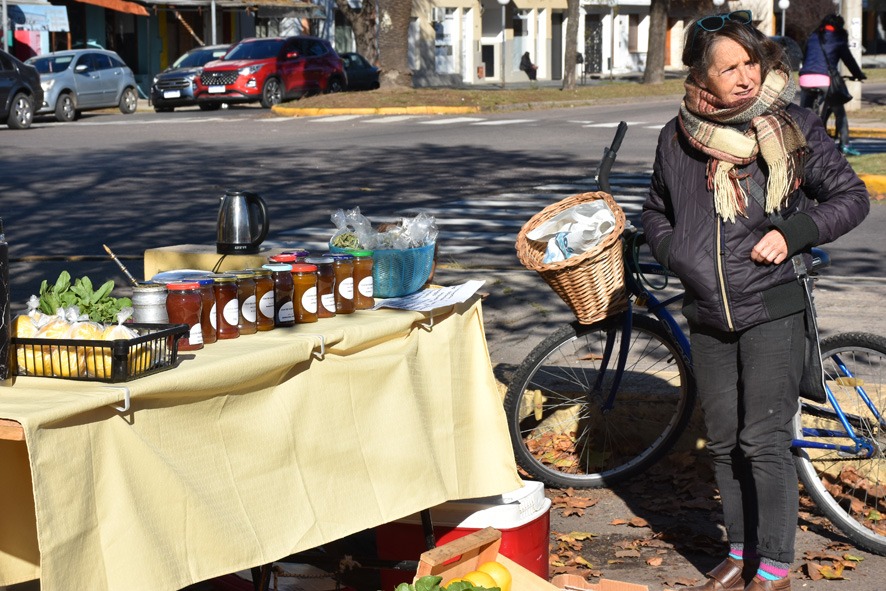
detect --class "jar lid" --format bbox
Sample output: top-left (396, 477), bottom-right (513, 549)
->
top-left (231, 271), bottom-right (255, 279)
top-left (194, 278), bottom-right (215, 286)
top-left (281, 249), bottom-right (310, 257)
top-left (304, 256), bottom-right (334, 264)
top-left (212, 274), bottom-right (238, 283)
top-left (290, 263), bottom-right (318, 273)
top-left (263, 263), bottom-right (293, 272)
top-left (350, 249), bottom-right (373, 257)
top-left (134, 282), bottom-right (166, 290)
top-left (268, 253), bottom-right (298, 263)
top-left (246, 267), bottom-right (272, 276)
top-left (323, 252), bottom-right (354, 260)
top-left (166, 282), bottom-right (201, 290)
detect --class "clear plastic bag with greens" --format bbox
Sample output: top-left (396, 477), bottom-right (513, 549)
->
top-left (330, 207), bottom-right (374, 250)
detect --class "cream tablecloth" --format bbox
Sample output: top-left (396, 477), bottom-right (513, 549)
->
top-left (0, 299), bottom-right (521, 591)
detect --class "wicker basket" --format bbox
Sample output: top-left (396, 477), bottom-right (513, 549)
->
top-left (516, 191), bottom-right (629, 325)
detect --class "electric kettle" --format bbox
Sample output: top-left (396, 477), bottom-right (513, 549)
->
top-left (216, 190), bottom-right (270, 255)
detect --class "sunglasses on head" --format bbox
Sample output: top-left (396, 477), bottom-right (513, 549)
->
top-left (696, 10), bottom-right (753, 33)
top-left (688, 10), bottom-right (753, 55)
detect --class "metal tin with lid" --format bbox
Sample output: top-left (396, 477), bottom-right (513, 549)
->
top-left (132, 282), bottom-right (169, 324)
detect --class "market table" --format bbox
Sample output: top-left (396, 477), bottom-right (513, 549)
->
top-left (0, 297), bottom-right (522, 591)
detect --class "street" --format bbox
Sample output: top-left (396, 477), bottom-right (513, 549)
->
top-left (2, 98), bottom-right (886, 591)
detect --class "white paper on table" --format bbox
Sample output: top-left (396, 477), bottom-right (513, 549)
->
top-left (371, 280), bottom-right (486, 312)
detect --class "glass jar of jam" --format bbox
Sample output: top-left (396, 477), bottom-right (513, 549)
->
top-left (213, 274), bottom-right (240, 339)
top-left (268, 253), bottom-right (298, 265)
top-left (165, 282), bottom-right (204, 351)
top-left (290, 263), bottom-right (318, 324)
top-left (328, 253), bottom-right (355, 315)
top-left (248, 268), bottom-right (276, 331)
top-left (195, 278), bottom-right (217, 345)
top-left (351, 250), bottom-right (375, 310)
top-left (231, 271), bottom-right (257, 335)
top-left (263, 263), bottom-right (295, 327)
top-left (305, 256), bottom-right (335, 318)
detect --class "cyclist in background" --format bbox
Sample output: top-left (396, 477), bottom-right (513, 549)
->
top-left (799, 14), bottom-right (866, 156)
top-left (641, 10), bottom-right (869, 591)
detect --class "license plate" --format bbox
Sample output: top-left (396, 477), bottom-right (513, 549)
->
top-left (163, 90), bottom-right (181, 99)
top-left (208, 85), bottom-right (226, 94)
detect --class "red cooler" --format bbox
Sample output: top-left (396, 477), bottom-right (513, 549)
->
top-left (375, 480), bottom-right (551, 588)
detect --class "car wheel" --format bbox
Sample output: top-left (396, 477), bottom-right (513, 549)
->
top-left (119, 87), bottom-right (138, 114)
top-left (198, 103), bottom-right (222, 111)
top-left (325, 77), bottom-right (345, 94)
top-left (260, 78), bottom-right (282, 108)
top-left (7, 93), bottom-right (34, 130)
top-left (55, 93), bottom-right (77, 122)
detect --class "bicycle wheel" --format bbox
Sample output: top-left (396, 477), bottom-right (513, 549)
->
top-left (794, 332), bottom-right (886, 555)
top-left (504, 313), bottom-right (694, 488)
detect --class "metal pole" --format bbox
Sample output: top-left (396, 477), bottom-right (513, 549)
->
top-left (211, 0), bottom-right (217, 45)
top-left (609, 7), bottom-right (615, 80)
top-left (2, 0), bottom-right (7, 52)
top-left (781, 10), bottom-right (785, 36)
top-left (500, 4), bottom-right (505, 88)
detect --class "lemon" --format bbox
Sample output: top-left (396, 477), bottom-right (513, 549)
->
top-left (462, 570), bottom-right (498, 589)
top-left (477, 561), bottom-right (512, 591)
top-left (444, 578), bottom-right (467, 589)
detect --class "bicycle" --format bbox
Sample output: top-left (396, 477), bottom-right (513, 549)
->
top-left (504, 123), bottom-right (886, 555)
top-left (804, 75), bottom-right (862, 146)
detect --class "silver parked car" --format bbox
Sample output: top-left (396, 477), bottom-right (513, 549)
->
top-left (26, 49), bottom-right (138, 122)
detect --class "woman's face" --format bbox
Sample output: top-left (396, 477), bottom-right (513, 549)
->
top-left (701, 37), bottom-right (761, 105)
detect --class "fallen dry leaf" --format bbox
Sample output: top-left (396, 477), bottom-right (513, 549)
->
top-left (646, 556), bottom-right (663, 566)
top-left (615, 549), bottom-right (641, 558)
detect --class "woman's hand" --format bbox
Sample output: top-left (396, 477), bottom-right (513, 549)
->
top-left (751, 230), bottom-right (789, 265)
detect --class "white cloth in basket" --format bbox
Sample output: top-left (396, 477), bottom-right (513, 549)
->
top-left (526, 201), bottom-right (617, 263)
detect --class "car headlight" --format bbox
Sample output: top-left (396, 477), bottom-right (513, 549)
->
top-left (41, 79), bottom-right (54, 91)
top-left (152, 75), bottom-right (159, 84)
top-left (238, 64), bottom-right (264, 76)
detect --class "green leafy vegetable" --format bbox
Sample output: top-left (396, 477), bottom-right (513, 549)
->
top-left (392, 575), bottom-right (498, 591)
top-left (38, 271), bottom-right (133, 324)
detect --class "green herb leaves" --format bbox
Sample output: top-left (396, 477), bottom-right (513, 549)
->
top-left (38, 271), bottom-right (133, 324)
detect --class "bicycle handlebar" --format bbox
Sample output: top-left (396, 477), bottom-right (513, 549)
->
top-left (595, 121), bottom-right (628, 195)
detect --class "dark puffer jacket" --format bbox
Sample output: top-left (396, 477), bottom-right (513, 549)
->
top-left (799, 28), bottom-right (864, 80)
top-left (641, 103), bottom-right (869, 333)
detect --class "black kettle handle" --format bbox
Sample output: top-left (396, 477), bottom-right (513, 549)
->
top-left (242, 191), bottom-right (270, 247)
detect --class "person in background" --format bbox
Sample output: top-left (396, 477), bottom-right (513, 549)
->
top-left (519, 52), bottom-right (538, 82)
top-left (642, 9), bottom-right (869, 591)
top-left (798, 14), bottom-right (866, 156)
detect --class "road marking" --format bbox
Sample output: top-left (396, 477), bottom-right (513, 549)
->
top-left (309, 115), bottom-right (364, 122)
top-left (421, 117), bottom-right (484, 125)
top-left (366, 116), bottom-right (421, 123)
top-left (472, 119), bottom-right (536, 126)
top-left (582, 121), bottom-right (645, 128)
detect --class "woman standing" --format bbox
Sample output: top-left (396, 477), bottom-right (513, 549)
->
top-left (641, 10), bottom-right (869, 591)
top-left (799, 14), bottom-right (866, 155)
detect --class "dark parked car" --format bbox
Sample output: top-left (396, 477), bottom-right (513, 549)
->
top-left (195, 36), bottom-right (346, 108)
top-left (341, 52), bottom-right (379, 91)
top-left (151, 44), bottom-right (230, 112)
top-left (27, 49), bottom-right (138, 122)
top-left (0, 49), bottom-right (43, 129)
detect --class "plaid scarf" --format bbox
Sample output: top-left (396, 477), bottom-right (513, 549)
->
top-left (678, 68), bottom-right (807, 223)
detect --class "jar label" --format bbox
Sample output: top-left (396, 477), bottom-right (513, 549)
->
top-left (321, 293), bottom-right (336, 313)
top-left (259, 291), bottom-right (275, 319)
top-left (242, 295), bottom-right (257, 322)
top-left (358, 276), bottom-right (374, 297)
top-left (302, 287), bottom-right (318, 314)
top-left (338, 277), bottom-right (354, 300)
top-left (189, 323), bottom-right (204, 345)
top-left (278, 300), bottom-right (295, 323)
top-left (223, 298), bottom-right (239, 326)
top-left (209, 303), bottom-right (217, 330)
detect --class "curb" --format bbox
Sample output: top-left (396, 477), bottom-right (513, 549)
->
top-left (271, 105), bottom-right (481, 117)
top-left (840, 126), bottom-right (886, 139)
top-left (859, 174), bottom-right (886, 198)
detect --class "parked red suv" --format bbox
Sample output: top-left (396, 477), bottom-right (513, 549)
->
top-left (196, 36), bottom-right (346, 108)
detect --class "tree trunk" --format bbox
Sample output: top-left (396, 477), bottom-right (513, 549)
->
top-left (377, 0), bottom-right (413, 88)
top-left (561, 0), bottom-right (579, 90)
top-left (334, 0), bottom-right (378, 64)
top-left (642, 0), bottom-right (669, 85)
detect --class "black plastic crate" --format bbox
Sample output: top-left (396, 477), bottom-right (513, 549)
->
top-left (11, 323), bottom-right (189, 382)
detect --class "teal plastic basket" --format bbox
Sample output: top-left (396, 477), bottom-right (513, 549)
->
top-left (329, 242), bottom-right (435, 298)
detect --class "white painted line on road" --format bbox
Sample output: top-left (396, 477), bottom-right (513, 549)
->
top-left (309, 115), bottom-right (364, 122)
top-left (643, 124), bottom-right (666, 130)
top-left (259, 117), bottom-right (300, 123)
top-left (582, 121), bottom-right (644, 128)
top-left (367, 116), bottom-right (420, 123)
top-left (421, 117), bottom-right (484, 125)
top-left (472, 119), bottom-right (536, 126)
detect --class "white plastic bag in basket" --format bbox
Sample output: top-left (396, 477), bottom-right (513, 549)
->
top-left (526, 201), bottom-right (617, 263)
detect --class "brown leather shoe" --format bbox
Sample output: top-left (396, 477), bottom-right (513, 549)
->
top-left (744, 577), bottom-right (791, 591)
top-left (682, 557), bottom-right (747, 591)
